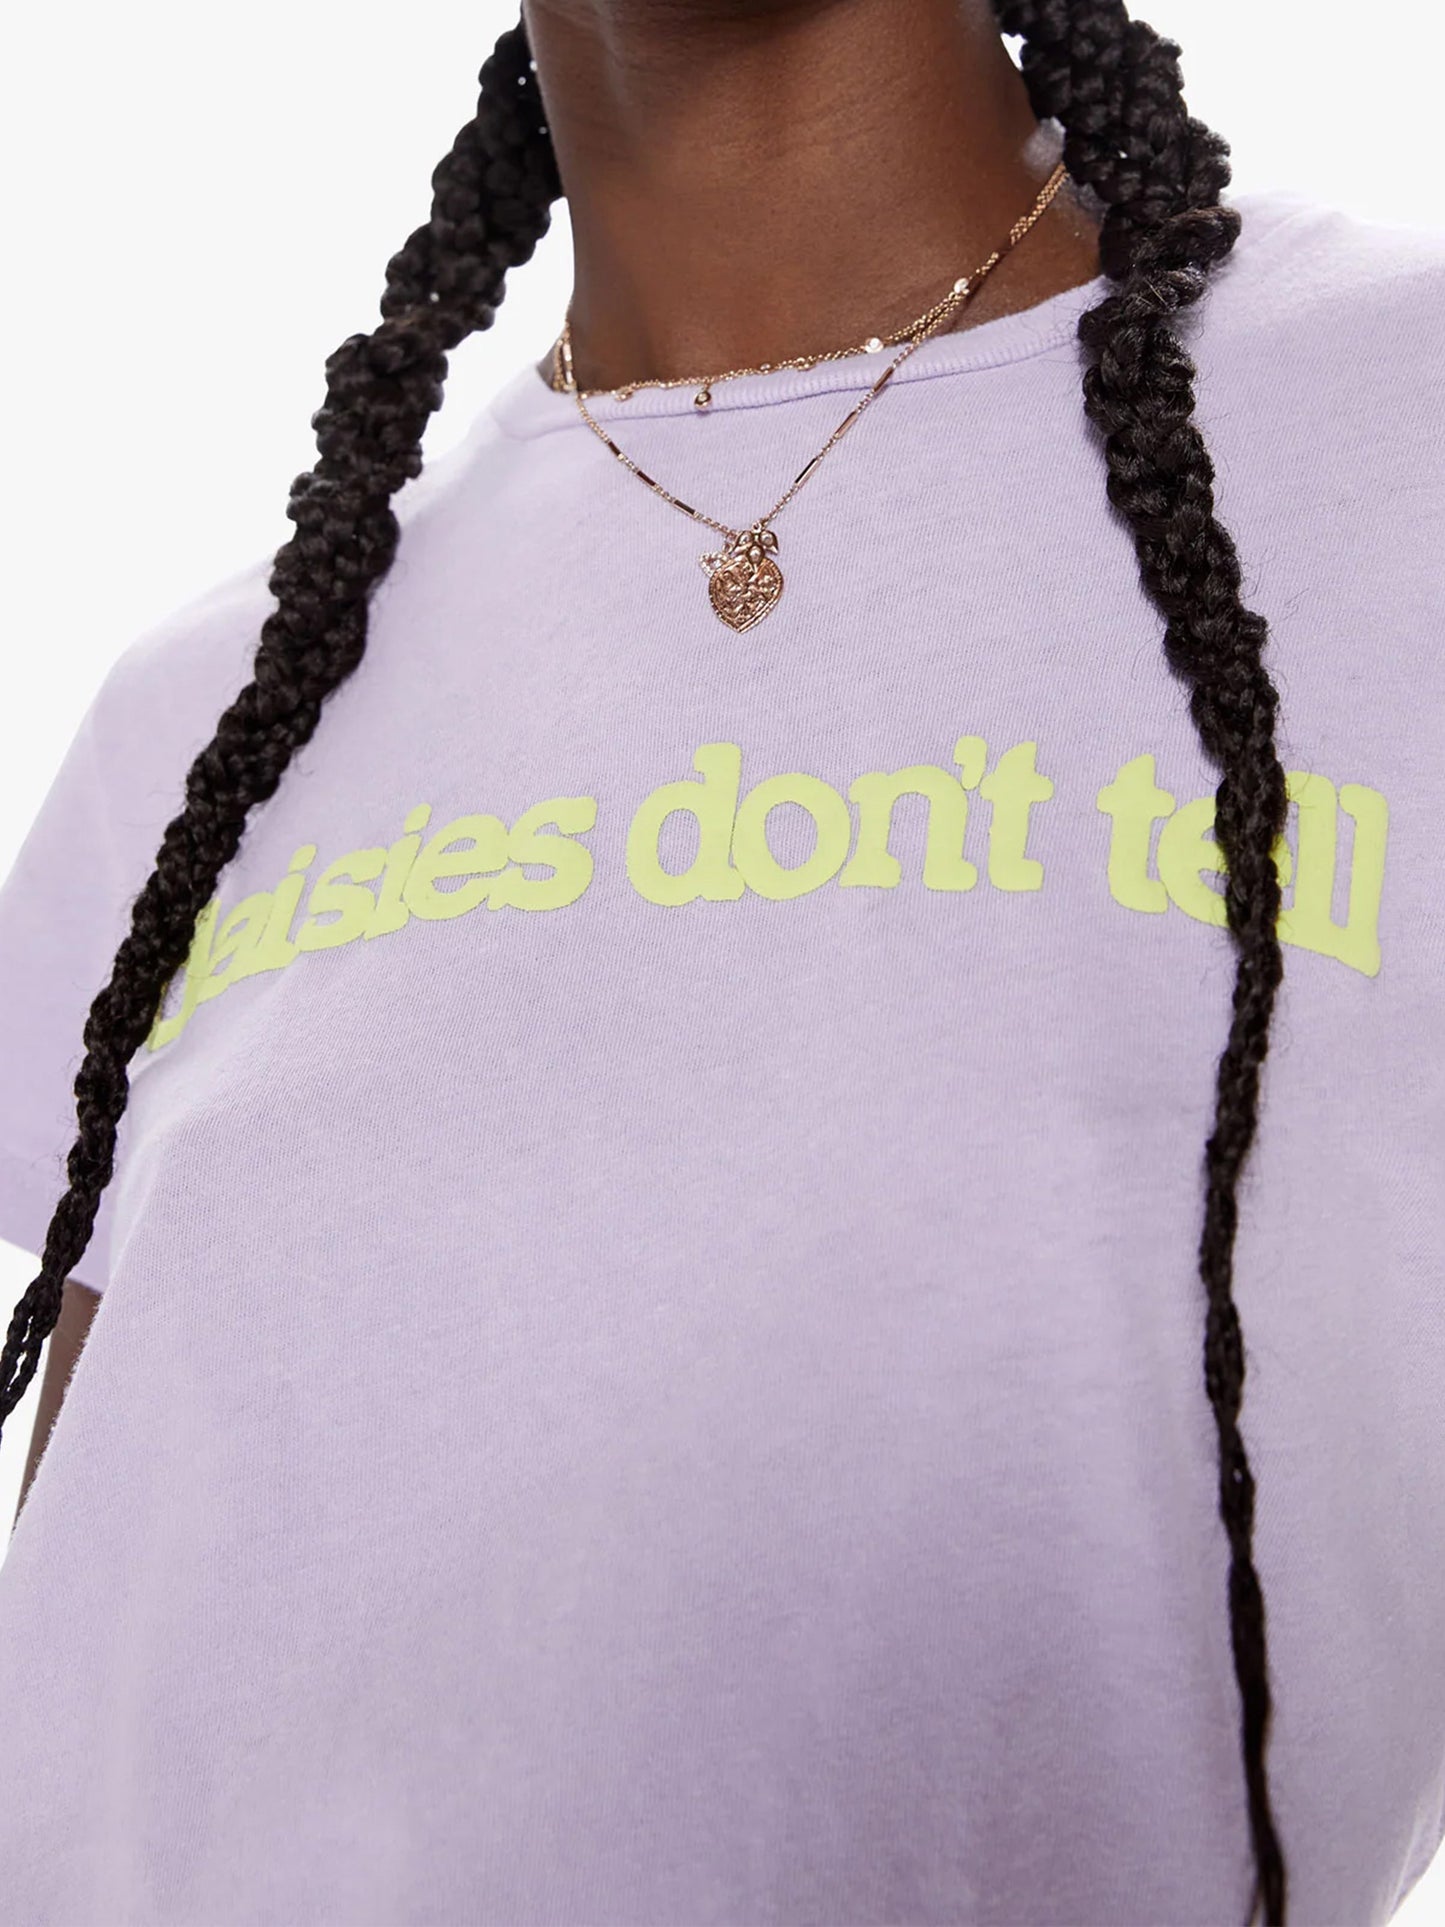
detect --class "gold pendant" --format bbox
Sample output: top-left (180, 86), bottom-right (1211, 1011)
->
top-left (699, 525), bottom-right (783, 632)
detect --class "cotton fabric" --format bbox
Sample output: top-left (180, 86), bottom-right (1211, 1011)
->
top-left (0, 191), bottom-right (1441, 1925)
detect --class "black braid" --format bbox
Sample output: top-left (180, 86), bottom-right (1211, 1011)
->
top-left (994, 2), bottom-right (1291, 1921)
top-left (0, 21), bottom-right (560, 1422)
top-left (3, 6), bottom-right (1291, 1922)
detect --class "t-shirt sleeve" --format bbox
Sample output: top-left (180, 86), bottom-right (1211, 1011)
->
top-left (0, 560), bottom-right (274, 1294)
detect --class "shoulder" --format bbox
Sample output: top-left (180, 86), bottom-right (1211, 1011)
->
top-left (1176, 197), bottom-right (1443, 743)
top-left (98, 559), bottom-right (273, 732)
top-left (1180, 191), bottom-right (1443, 519)
top-left (1224, 190), bottom-right (1445, 303)
top-left (92, 406), bottom-right (501, 759)
top-left (1196, 190), bottom-right (1444, 394)
top-left (74, 559), bottom-right (276, 848)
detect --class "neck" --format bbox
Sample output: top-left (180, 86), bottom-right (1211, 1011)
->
top-left (523, 0), bottom-right (1101, 392)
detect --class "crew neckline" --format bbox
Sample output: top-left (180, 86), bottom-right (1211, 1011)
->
top-left (485, 190), bottom-right (1314, 444)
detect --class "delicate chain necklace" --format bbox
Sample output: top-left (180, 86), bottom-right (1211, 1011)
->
top-left (552, 163), bottom-right (1067, 633)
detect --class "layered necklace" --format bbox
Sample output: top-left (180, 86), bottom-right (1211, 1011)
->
top-left (548, 163), bottom-right (1068, 632)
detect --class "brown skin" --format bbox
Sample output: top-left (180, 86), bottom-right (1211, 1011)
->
top-left (524, 0), bottom-right (1102, 393)
top-left (11, 1279), bottom-right (98, 1532)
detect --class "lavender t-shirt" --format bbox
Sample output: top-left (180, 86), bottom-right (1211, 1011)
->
top-left (0, 191), bottom-right (1441, 1926)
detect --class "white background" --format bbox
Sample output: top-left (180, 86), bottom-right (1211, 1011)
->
top-left (1, 3), bottom-right (1441, 1915)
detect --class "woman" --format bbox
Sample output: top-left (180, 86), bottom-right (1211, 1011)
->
top-left (0, 1), bottom-right (1440, 1921)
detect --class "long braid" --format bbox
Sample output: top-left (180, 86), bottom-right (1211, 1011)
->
top-left (994, 2), bottom-right (1291, 1920)
top-left (2, 7), bottom-right (1293, 1922)
top-left (0, 21), bottom-right (560, 1433)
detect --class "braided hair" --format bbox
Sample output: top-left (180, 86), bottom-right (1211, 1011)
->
top-left (0, 6), bottom-right (1291, 1921)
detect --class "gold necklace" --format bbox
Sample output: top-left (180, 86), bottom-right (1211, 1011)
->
top-left (554, 163), bottom-right (1067, 633)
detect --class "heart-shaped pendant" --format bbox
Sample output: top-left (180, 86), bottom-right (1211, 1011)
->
top-left (700, 525), bottom-right (783, 633)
